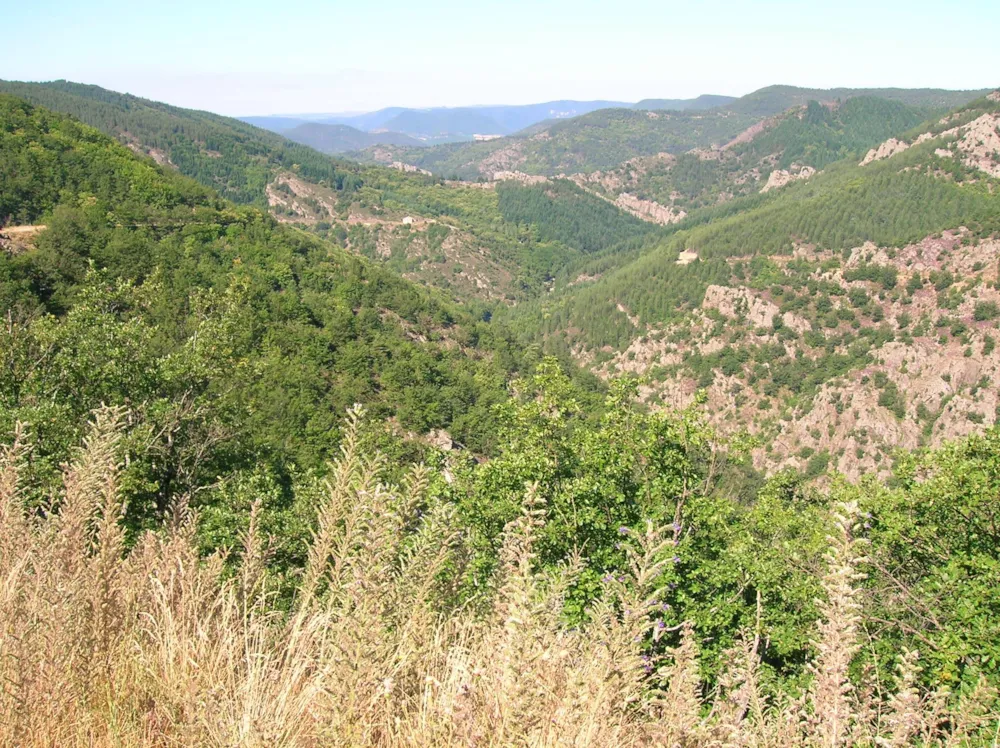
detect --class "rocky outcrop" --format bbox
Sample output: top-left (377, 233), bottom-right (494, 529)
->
top-left (860, 111), bottom-right (1000, 177)
top-left (479, 142), bottom-right (527, 177)
top-left (613, 193), bottom-right (686, 224)
top-left (0, 224), bottom-right (46, 254)
top-left (948, 112), bottom-right (1000, 178)
top-left (390, 161), bottom-right (432, 176)
top-left (860, 138), bottom-right (910, 165)
top-left (491, 171), bottom-right (548, 185)
top-left (760, 165), bottom-right (816, 192)
top-left (702, 285), bottom-right (810, 333)
top-left (722, 117), bottom-right (777, 150)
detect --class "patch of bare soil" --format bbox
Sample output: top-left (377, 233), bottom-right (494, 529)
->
top-left (721, 115), bottom-right (780, 150)
top-left (0, 225), bottom-right (46, 253)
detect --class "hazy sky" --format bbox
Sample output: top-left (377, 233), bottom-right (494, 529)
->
top-left (3, 0), bottom-right (998, 116)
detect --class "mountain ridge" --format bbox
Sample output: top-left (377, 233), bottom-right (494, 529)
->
top-left (241, 95), bottom-right (734, 140)
top-left (281, 121), bottom-right (425, 153)
top-left (356, 85), bottom-right (993, 180)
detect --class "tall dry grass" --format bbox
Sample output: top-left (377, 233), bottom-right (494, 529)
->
top-left (0, 407), bottom-right (996, 746)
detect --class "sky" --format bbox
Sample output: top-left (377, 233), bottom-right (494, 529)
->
top-left (3, 0), bottom-right (999, 116)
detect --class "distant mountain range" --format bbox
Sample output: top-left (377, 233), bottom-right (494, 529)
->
top-left (358, 84), bottom-right (993, 179)
top-left (281, 122), bottom-right (426, 154)
top-left (240, 96), bottom-right (737, 144)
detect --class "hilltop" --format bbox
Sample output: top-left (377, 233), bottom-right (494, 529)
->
top-left (281, 122), bottom-right (426, 153)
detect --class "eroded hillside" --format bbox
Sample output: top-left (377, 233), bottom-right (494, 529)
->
top-left (509, 91), bottom-right (1000, 479)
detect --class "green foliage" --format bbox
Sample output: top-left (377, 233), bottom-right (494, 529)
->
top-left (736, 97), bottom-right (930, 171)
top-left (507, 117), bottom-right (1000, 353)
top-left (863, 430), bottom-right (1000, 686)
top-left (0, 81), bottom-right (363, 206)
top-left (375, 107), bottom-right (760, 179)
top-left (3, 89), bottom-right (1000, 706)
top-left (973, 300), bottom-right (999, 321)
top-left (0, 96), bottom-right (588, 533)
top-left (496, 180), bottom-right (654, 255)
top-left (844, 263), bottom-right (898, 290)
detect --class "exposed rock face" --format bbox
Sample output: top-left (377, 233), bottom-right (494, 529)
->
top-left (613, 193), bottom-right (686, 224)
top-left (265, 173), bottom-right (337, 222)
top-left (988, 90), bottom-right (1000, 102)
top-left (568, 153), bottom-right (677, 195)
top-left (490, 170), bottom-right (548, 185)
top-left (948, 112), bottom-right (1000, 178)
top-left (761, 165), bottom-right (816, 192)
top-left (479, 142), bottom-right (527, 176)
top-left (860, 111), bottom-right (1000, 177)
top-left (860, 138), bottom-right (910, 165)
top-left (702, 285), bottom-right (811, 334)
top-left (722, 116), bottom-right (778, 150)
top-left (427, 429), bottom-right (454, 450)
top-left (390, 161), bottom-right (432, 176)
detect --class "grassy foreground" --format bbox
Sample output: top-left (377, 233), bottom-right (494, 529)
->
top-left (0, 407), bottom-right (996, 746)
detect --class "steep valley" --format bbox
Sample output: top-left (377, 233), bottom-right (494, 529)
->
top-left (4, 78), bottom-right (1000, 485)
top-left (502, 90), bottom-right (1000, 478)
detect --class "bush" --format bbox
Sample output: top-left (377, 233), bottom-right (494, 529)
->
top-left (974, 301), bottom-right (1000, 321)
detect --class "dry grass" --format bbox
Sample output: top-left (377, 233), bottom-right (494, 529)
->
top-left (0, 407), bottom-right (996, 746)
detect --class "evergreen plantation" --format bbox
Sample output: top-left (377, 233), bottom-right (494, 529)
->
top-left (1, 82), bottom-right (1000, 744)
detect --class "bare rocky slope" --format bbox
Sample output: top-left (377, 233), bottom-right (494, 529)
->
top-left (507, 90), bottom-right (1000, 479)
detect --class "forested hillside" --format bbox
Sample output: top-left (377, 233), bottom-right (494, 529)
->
top-left (0, 80), bottom-right (665, 304)
top-left (562, 96), bottom-right (934, 215)
top-left (0, 80), bottom-right (364, 205)
top-left (356, 85), bottom-right (989, 181)
top-left (281, 122), bottom-right (425, 153)
top-left (2, 93), bottom-right (999, 744)
top-left (0, 95), bottom-right (605, 530)
top-left (504, 91), bottom-right (1000, 478)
